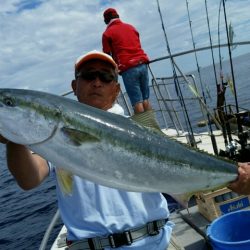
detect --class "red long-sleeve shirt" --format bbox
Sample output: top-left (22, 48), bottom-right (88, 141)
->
top-left (102, 19), bottom-right (149, 73)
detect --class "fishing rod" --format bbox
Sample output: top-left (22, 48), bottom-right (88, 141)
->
top-left (217, 0), bottom-right (231, 148)
top-left (205, 0), bottom-right (238, 156)
top-left (185, 0), bottom-right (218, 155)
top-left (222, 0), bottom-right (239, 113)
top-left (172, 61), bottom-right (222, 130)
top-left (61, 90), bottom-right (73, 96)
top-left (204, 0), bottom-right (219, 93)
top-left (221, 0), bottom-right (242, 132)
top-left (217, 0), bottom-right (224, 84)
top-left (156, 0), bottom-right (196, 146)
top-left (221, 0), bottom-right (250, 160)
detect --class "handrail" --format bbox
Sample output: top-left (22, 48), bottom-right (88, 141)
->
top-left (39, 209), bottom-right (60, 250)
top-left (149, 41), bottom-right (250, 64)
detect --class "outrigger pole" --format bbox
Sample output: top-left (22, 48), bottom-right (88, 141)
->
top-left (216, 0), bottom-right (232, 149)
top-left (221, 0), bottom-right (250, 158)
top-left (185, 0), bottom-right (219, 155)
top-left (156, 0), bottom-right (196, 146)
top-left (222, 0), bottom-right (239, 113)
top-left (222, 0), bottom-right (242, 134)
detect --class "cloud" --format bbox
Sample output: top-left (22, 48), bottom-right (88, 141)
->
top-left (0, 0), bottom-right (249, 94)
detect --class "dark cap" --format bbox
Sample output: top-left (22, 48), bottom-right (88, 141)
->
top-left (103, 8), bottom-right (119, 24)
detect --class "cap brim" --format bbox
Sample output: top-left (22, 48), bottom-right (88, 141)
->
top-left (75, 51), bottom-right (117, 71)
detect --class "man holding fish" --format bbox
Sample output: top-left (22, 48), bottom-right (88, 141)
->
top-left (0, 51), bottom-right (175, 249)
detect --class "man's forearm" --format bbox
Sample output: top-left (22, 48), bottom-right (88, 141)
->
top-left (6, 142), bottom-right (49, 190)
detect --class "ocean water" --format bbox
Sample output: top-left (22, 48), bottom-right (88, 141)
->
top-left (0, 53), bottom-right (250, 250)
top-left (0, 145), bottom-right (62, 250)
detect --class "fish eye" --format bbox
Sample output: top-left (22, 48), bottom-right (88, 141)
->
top-left (3, 97), bottom-right (15, 107)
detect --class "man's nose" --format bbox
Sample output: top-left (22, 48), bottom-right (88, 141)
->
top-left (92, 76), bottom-right (103, 86)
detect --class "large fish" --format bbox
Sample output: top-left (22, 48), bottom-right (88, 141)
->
top-left (0, 88), bottom-right (238, 204)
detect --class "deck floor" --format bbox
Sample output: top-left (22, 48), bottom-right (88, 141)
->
top-left (169, 206), bottom-right (212, 250)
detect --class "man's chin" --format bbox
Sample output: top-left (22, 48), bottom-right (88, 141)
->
top-left (86, 100), bottom-right (105, 109)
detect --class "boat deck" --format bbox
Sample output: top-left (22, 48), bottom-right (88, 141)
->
top-left (162, 128), bottom-right (231, 155)
top-left (169, 206), bottom-right (211, 250)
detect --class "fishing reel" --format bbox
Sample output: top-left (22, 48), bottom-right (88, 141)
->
top-left (219, 139), bottom-right (241, 161)
top-left (235, 130), bottom-right (250, 162)
top-left (219, 133), bottom-right (250, 162)
top-left (219, 140), bottom-right (238, 160)
top-left (225, 140), bottom-right (239, 158)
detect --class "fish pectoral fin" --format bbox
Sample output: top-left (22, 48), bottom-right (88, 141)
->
top-left (130, 110), bottom-right (162, 132)
top-left (61, 127), bottom-right (100, 146)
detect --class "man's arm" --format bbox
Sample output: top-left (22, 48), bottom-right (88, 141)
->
top-left (228, 162), bottom-right (250, 195)
top-left (102, 33), bottom-right (112, 55)
top-left (1, 135), bottom-right (49, 190)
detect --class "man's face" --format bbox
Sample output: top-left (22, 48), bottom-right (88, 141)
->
top-left (72, 60), bottom-right (120, 110)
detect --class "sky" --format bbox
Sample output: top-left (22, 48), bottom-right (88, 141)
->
top-left (0, 0), bottom-right (249, 95)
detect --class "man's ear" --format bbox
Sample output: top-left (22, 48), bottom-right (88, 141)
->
top-left (115, 83), bottom-right (120, 98)
top-left (112, 83), bottom-right (120, 103)
top-left (71, 80), bottom-right (76, 95)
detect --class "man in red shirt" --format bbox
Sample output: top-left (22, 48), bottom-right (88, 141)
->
top-left (102, 8), bottom-right (152, 114)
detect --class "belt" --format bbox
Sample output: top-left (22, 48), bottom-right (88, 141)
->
top-left (66, 218), bottom-right (168, 250)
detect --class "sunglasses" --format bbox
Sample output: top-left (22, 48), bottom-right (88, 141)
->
top-left (76, 70), bottom-right (117, 83)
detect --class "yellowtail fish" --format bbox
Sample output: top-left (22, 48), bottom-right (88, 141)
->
top-left (0, 89), bottom-right (238, 205)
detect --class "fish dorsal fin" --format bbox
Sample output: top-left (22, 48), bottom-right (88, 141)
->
top-left (61, 127), bottom-right (100, 146)
top-left (130, 110), bottom-right (162, 132)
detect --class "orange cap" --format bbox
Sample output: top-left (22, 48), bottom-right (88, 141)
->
top-left (75, 50), bottom-right (117, 71)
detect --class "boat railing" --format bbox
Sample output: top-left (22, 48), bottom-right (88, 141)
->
top-left (39, 209), bottom-right (61, 250)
